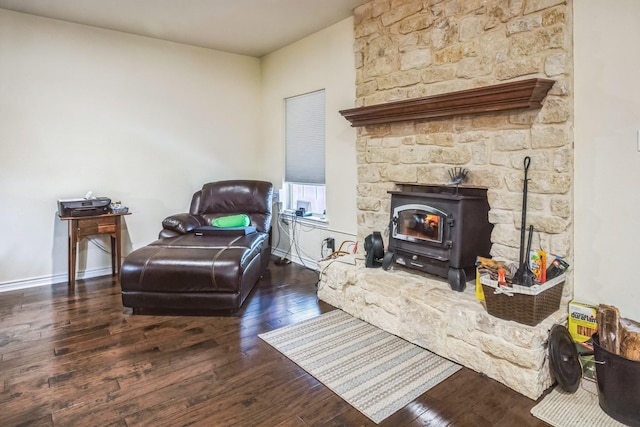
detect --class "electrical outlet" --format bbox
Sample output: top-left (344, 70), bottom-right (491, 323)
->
top-left (273, 189), bottom-right (283, 203)
top-left (327, 237), bottom-right (335, 252)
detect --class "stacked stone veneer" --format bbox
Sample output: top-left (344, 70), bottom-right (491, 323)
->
top-left (318, 256), bottom-right (565, 399)
top-left (351, 0), bottom-right (574, 288)
top-left (318, 0), bottom-right (575, 400)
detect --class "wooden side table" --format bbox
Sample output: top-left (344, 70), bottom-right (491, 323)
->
top-left (59, 212), bottom-right (131, 288)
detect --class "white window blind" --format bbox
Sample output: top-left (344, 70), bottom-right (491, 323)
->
top-left (285, 90), bottom-right (326, 184)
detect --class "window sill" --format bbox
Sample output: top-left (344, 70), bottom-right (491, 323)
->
top-left (280, 210), bottom-right (328, 229)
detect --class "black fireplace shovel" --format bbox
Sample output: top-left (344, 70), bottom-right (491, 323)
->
top-left (516, 224), bottom-right (536, 287)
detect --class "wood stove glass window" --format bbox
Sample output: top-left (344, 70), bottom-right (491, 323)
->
top-left (393, 204), bottom-right (445, 244)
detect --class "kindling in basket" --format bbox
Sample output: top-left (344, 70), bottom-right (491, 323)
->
top-left (480, 274), bottom-right (565, 326)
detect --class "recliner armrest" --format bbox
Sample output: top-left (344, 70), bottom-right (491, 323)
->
top-left (161, 213), bottom-right (204, 235)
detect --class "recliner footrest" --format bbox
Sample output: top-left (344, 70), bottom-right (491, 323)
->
top-left (120, 233), bottom-right (268, 313)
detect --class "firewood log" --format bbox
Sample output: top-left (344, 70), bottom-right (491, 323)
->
top-left (620, 317), bottom-right (640, 361)
top-left (597, 304), bottom-right (620, 355)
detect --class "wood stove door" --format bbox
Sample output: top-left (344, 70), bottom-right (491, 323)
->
top-left (391, 204), bottom-right (449, 245)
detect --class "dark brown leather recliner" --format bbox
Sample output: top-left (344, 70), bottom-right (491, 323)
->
top-left (120, 180), bottom-right (273, 314)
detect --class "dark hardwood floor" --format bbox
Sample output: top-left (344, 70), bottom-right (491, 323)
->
top-left (0, 260), bottom-right (551, 426)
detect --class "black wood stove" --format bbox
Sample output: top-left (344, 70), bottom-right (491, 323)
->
top-left (387, 184), bottom-right (493, 291)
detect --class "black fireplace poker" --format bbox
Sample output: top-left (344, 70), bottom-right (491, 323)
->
top-left (515, 157), bottom-right (536, 286)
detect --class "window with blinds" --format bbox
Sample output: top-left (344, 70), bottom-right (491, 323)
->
top-left (285, 90), bottom-right (326, 215)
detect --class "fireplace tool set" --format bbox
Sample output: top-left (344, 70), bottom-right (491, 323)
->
top-left (515, 156), bottom-right (537, 287)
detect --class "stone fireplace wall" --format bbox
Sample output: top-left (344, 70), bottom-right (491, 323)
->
top-left (352, 0), bottom-right (573, 291)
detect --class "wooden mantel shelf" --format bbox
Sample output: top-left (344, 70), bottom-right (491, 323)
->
top-left (339, 78), bottom-right (555, 127)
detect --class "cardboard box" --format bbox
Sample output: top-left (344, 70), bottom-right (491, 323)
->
top-left (568, 301), bottom-right (598, 342)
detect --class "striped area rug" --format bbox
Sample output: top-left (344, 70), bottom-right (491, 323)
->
top-left (258, 310), bottom-right (461, 424)
top-left (531, 381), bottom-right (626, 427)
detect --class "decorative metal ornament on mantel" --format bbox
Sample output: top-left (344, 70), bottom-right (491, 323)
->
top-left (448, 167), bottom-right (469, 188)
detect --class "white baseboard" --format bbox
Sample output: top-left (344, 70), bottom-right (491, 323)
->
top-left (271, 248), bottom-right (320, 271)
top-left (3, 250), bottom-right (319, 293)
top-left (0, 267), bottom-right (114, 293)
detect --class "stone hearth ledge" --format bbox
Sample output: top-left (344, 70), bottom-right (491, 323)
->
top-left (317, 255), bottom-right (567, 400)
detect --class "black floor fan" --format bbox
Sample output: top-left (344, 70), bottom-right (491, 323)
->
top-left (364, 232), bottom-right (385, 268)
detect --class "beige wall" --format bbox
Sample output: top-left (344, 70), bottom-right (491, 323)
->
top-left (261, 18), bottom-right (358, 263)
top-left (574, 1), bottom-right (640, 320)
top-left (0, 11), bottom-right (358, 288)
top-left (0, 10), bottom-right (262, 287)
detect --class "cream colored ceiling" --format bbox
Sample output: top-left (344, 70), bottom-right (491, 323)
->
top-left (0, 0), bottom-right (367, 57)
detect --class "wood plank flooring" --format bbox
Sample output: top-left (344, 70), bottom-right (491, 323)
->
top-left (0, 261), bottom-right (552, 426)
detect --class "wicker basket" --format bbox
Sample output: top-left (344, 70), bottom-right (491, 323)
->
top-left (480, 274), bottom-right (565, 326)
